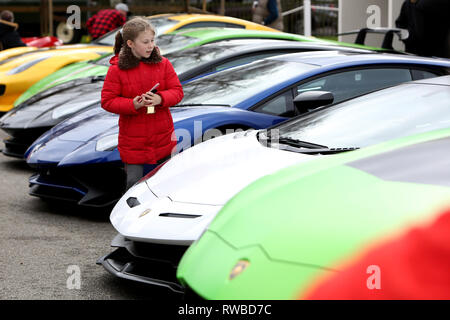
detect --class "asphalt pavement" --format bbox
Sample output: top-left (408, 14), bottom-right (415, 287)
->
top-left (0, 131), bottom-right (180, 300)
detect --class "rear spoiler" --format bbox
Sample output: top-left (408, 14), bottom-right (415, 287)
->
top-left (338, 27), bottom-right (409, 50)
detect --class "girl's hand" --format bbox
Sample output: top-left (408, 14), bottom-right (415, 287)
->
top-left (133, 95), bottom-right (147, 110)
top-left (142, 92), bottom-right (162, 107)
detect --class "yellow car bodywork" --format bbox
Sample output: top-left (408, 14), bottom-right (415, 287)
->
top-left (162, 14), bottom-right (280, 33)
top-left (0, 46), bottom-right (39, 62)
top-left (0, 45), bottom-right (112, 112)
top-left (0, 13), bottom-right (276, 112)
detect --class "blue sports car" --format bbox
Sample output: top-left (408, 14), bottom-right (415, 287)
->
top-left (25, 51), bottom-right (450, 207)
top-left (0, 39), bottom-right (371, 158)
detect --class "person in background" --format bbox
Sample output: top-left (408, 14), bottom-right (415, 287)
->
top-left (396, 0), bottom-right (449, 58)
top-left (300, 207), bottom-right (450, 299)
top-left (252, 0), bottom-right (284, 31)
top-left (415, 0), bottom-right (450, 58)
top-left (0, 10), bottom-right (26, 50)
top-left (86, 3), bottom-right (129, 40)
top-left (101, 17), bottom-right (183, 191)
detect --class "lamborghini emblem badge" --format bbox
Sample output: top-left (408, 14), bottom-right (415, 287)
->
top-left (139, 209), bottom-right (151, 218)
top-left (229, 260), bottom-right (250, 280)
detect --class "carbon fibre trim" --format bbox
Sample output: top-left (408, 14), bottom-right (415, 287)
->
top-left (97, 234), bottom-right (187, 293)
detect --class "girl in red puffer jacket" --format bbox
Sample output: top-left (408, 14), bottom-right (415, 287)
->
top-left (101, 17), bottom-right (184, 190)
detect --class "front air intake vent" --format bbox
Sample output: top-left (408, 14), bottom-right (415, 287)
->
top-left (159, 213), bottom-right (201, 219)
top-left (126, 197), bottom-right (140, 208)
top-left (0, 85), bottom-right (5, 96)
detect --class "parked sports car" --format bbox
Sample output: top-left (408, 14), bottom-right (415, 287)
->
top-left (0, 40), bottom-right (373, 158)
top-left (0, 11), bottom-right (304, 112)
top-left (24, 52), bottom-right (450, 208)
top-left (177, 124), bottom-right (450, 299)
top-left (0, 13), bottom-right (279, 63)
top-left (99, 76), bottom-right (450, 292)
top-left (124, 13), bottom-right (281, 34)
top-left (13, 20), bottom-right (400, 109)
top-left (13, 26), bottom-right (335, 108)
top-left (13, 53), bottom-right (111, 107)
top-left (0, 45), bottom-right (112, 113)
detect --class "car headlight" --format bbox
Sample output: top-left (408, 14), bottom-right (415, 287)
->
top-left (95, 133), bottom-right (118, 152)
top-left (6, 56), bottom-right (50, 75)
top-left (51, 98), bottom-right (100, 119)
top-left (26, 142), bottom-right (45, 161)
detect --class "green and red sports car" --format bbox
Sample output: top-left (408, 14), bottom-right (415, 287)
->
top-left (177, 81), bottom-right (450, 299)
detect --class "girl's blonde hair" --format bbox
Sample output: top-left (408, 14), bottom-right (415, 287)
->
top-left (114, 17), bottom-right (156, 55)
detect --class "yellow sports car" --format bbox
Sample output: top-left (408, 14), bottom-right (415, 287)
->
top-left (151, 13), bottom-right (279, 33)
top-left (0, 13), bottom-right (278, 112)
top-left (0, 46), bottom-right (39, 62)
top-left (2, 13), bottom-right (277, 61)
top-left (0, 45), bottom-right (111, 112)
top-left (93, 13), bottom-right (279, 46)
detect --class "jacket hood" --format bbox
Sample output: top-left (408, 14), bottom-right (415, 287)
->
top-left (109, 46), bottom-right (162, 70)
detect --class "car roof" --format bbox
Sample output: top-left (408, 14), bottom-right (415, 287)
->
top-left (270, 51), bottom-right (450, 68)
top-left (168, 13), bottom-right (240, 21)
top-left (167, 38), bottom-right (373, 57)
top-left (169, 27), bottom-right (316, 42)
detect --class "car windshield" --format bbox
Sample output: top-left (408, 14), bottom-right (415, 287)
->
top-left (166, 44), bottom-right (239, 75)
top-left (149, 17), bottom-right (179, 36)
top-left (92, 53), bottom-right (114, 66)
top-left (94, 17), bottom-right (179, 46)
top-left (156, 34), bottom-right (200, 55)
top-left (179, 59), bottom-right (316, 107)
top-left (275, 82), bottom-right (450, 148)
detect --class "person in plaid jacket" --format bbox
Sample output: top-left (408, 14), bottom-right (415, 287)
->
top-left (86, 3), bottom-right (128, 40)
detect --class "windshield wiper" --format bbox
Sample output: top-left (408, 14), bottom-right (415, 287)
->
top-left (258, 132), bottom-right (360, 154)
top-left (260, 131), bottom-right (326, 149)
top-left (276, 137), bottom-right (328, 149)
top-left (174, 103), bottom-right (231, 107)
top-left (294, 147), bottom-right (360, 154)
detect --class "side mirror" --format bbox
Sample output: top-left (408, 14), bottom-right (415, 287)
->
top-left (294, 91), bottom-right (334, 113)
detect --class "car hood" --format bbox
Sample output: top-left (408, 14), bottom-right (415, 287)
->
top-left (14, 63), bottom-right (106, 106)
top-left (25, 105), bottom-right (234, 165)
top-left (25, 105), bottom-right (108, 162)
top-left (0, 79), bottom-right (103, 129)
top-left (177, 129), bottom-right (450, 299)
top-left (147, 130), bottom-right (315, 205)
top-left (110, 130), bottom-right (315, 244)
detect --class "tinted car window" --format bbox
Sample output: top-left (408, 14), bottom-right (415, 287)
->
top-left (167, 44), bottom-right (237, 74)
top-left (179, 59), bottom-right (316, 107)
top-left (156, 34), bottom-right (200, 54)
top-left (95, 18), bottom-right (178, 45)
top-left (214, 52), bottom-right (290, 72)
top-left (253, 91), bottom-right (294, 117)
top-left (178, 22), bottom-right (245, 29)
top-left (277, 82), bottom-right (450, 148)
top-left (94, 54), bottom-right (114, 66)
top-left (297, 68), bottom-right (412, 104)
top-left (148, 17), bottom-right (179, 35)
top-left (411, 69), bottom-right (440, 80)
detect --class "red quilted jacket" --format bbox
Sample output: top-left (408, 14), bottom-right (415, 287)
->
top-left (101, 55), bottom-right (183, 164)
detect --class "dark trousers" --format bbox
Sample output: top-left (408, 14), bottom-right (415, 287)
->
top-left (124, 155), bottom-right (171, 191)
